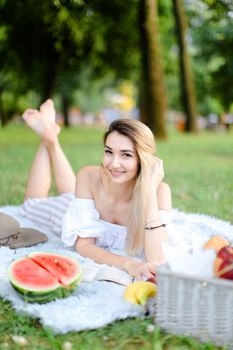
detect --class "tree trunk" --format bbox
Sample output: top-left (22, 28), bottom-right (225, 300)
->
top-left (0, 91), bottom-right (7, 127)
top-left (62, 95), bottom-right (70, 127)
top-left (41, 51), bottom-right (64, 102)
top-left (172, 0), bottom-right (198, 132)
top-left (139, 0), bottom-right (167, 138)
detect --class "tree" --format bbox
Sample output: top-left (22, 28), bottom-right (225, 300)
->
top-left (184, 0), bottom-right (233, 117)
top-left (139, 0), bottom-right (167, 138)
top-left (0, 0), bottom-right (141, 126)
top-left (172, 0), bottom-right (198, 132)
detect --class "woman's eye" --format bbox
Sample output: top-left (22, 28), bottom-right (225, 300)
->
top-left (104, 150), bottom-right (112, 154)
top-left (122, 153), bottom-right (132, 158)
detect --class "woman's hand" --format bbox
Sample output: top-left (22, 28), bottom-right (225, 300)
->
top-left (151, 156), bottom-right (164, 190)
top-left (123, 259), bottom-right (156, 280)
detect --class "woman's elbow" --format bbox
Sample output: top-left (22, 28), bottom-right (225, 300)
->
top-left (76, 240), bottom-right (86, 255)
top-left (75, 238), bottom-right (95, 256)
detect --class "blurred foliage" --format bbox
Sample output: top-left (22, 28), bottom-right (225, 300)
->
top-left (0, 0), bottom-right (140, 121)
top-left (0, 0), bottom-right (233, 122)
top-left (187, 0), bottom-right (233, 114)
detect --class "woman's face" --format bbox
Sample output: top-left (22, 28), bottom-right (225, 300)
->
top-left (102, 131), bottom-right (139, 184)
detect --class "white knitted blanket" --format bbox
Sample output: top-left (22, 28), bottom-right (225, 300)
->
top-left (0, 205), bottom-right (233, 334)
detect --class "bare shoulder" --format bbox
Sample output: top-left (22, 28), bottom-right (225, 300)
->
top-left (75, 166), bottom-right (101, 198)
top-left (157, 181), bottom-right (172, 211)
top-left (76, 165), bottom-right (101, 178)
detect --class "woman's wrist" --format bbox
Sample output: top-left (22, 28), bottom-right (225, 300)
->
top-left (122, 258), bottom-right (136, 273)
top-left (145, 218), bottom-right (162, 226)
top-left (145, 212), bottom-right (161, 227)
top-left (146, 194), bottom-right (160, 220)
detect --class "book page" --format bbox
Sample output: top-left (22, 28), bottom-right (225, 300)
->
top-left (81, 263), bottom-right (133, 285)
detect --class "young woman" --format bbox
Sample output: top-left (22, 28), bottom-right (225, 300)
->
top-left (21, 99), bottom-right (186, 280)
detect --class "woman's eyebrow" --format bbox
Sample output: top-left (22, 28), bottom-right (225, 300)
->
top-left (121, 150), bottom-right (134, 153)
top-left (105, 145), bottom-right (134, 153)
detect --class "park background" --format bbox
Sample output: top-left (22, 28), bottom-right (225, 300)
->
top-left (0, 0), bottom-right (233, 349)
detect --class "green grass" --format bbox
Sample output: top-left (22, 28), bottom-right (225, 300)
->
top-left (0, 123), bottom-right (232, 350)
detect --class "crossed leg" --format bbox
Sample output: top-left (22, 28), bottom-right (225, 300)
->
top-left (23, 100), bottom-right (76, 200)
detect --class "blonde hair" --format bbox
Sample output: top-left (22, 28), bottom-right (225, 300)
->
top-left (103, 119), bottom-right (156, 255)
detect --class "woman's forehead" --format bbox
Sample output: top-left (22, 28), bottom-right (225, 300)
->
top-left (105, 132), bottom-right (135, 151)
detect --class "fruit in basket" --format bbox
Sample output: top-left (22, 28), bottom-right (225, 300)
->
top-left (8, 252), bottom-right (82, 303)
top-left (203, 235), bottom-right (229, 252)
top-left (214, 246), bottom-right (233, 280)
top-left (124, 281), bottom-right (157, 305)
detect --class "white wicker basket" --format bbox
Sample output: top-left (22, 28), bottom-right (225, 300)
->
top-left (155, 264), bottom-right (233, 349)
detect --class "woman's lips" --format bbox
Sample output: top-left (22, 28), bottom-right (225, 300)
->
top-left (110, 170), bottom-right (125, 177)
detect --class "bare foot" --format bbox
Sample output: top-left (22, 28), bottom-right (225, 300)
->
top-left (39, 99), bottom-right (56, 123)
top-left (39, 99), bottom-right (60, 135)
top-left (22, 109), bottom-right (59, 143)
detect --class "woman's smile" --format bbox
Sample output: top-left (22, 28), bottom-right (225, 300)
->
top-left (109, 169), bottom-right (126, 177)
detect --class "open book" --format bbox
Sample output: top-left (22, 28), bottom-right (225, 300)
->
top-left (81, 264), bottom-right (133, 286)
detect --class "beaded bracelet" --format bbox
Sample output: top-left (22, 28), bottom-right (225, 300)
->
top-left (145, 223), bottom-right (167, 230)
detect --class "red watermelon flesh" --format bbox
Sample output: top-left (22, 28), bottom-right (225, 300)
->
top-left (8, 257), bottom-right (60, 293)
top-left (29, 252), bottom-right (80, 286)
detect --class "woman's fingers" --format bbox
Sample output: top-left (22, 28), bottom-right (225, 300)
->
top-left (152, 157), bottom-right (164, 187)
top-left (154, 157), bottom-right (164, 171)
top-left (126, 261), bottom-right (157, 280)
top-left (137, 263), bottom-right (156, 279)
top-left (154, 156), bottom-right (163, 165)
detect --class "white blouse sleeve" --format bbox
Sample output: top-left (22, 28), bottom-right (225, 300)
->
top-left (160, 210), bottom-right (189, 251)
top-left (61, 198), bottom-right (106, 247)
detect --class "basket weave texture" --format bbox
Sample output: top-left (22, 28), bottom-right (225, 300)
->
top-left (155, 265), bottom-right (233, 349)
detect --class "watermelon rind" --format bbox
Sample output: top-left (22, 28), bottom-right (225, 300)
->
top-left (12, 287), bottom-right (60, 303)
top-left (28, 251), bottom-right (82, 286)
top-left (12, 285), bottom-right (76, 304)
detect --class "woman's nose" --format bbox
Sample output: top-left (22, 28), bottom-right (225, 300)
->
top-left (110, 155), bottom-right (121, 168)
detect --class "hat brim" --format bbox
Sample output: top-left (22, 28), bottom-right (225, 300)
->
top-left (8, 227), bottom-right (48, 249)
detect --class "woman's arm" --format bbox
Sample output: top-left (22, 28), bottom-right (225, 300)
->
top-left (144, 158), bottom-right (171, 265)
top-left (76, 237), bottom-right (155, 279)
top-left (144, 185), bottom-right (170, 264)
top-left (76, 237), bottom-right (130, 270)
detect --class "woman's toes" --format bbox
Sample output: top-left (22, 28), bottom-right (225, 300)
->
top-left (40, 99), bottom-right (53, 109)
top-left (22, 109), bottom-right (46, 135)
top-left (22, 109), bottom-right (39, 121)
top-left (22, 105), bottom-right (59, 140)
top-left (22, 108), bottom-right (34, 117)
top-left (39, 99), bottom-right (56, 122)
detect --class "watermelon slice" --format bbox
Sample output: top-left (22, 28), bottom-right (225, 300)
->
top-left (28, 252), bottom-right (81, 286)
top-left (8, 252), bottom-right (82, 303)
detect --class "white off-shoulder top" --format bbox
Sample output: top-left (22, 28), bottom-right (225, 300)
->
top-left (61, 198), bottom-right (188, 252)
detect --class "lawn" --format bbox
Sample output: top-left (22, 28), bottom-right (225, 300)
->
top-left (0, 123), bottom-right (232, 350)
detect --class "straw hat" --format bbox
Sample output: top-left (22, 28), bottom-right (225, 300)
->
top-left (0, 212), bottom-right (48, 249)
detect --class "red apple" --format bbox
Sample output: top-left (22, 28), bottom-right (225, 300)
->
top-left (214, 246), bottom-right (233, 280)
top-left (146, 272), bottom-right (157, 284)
